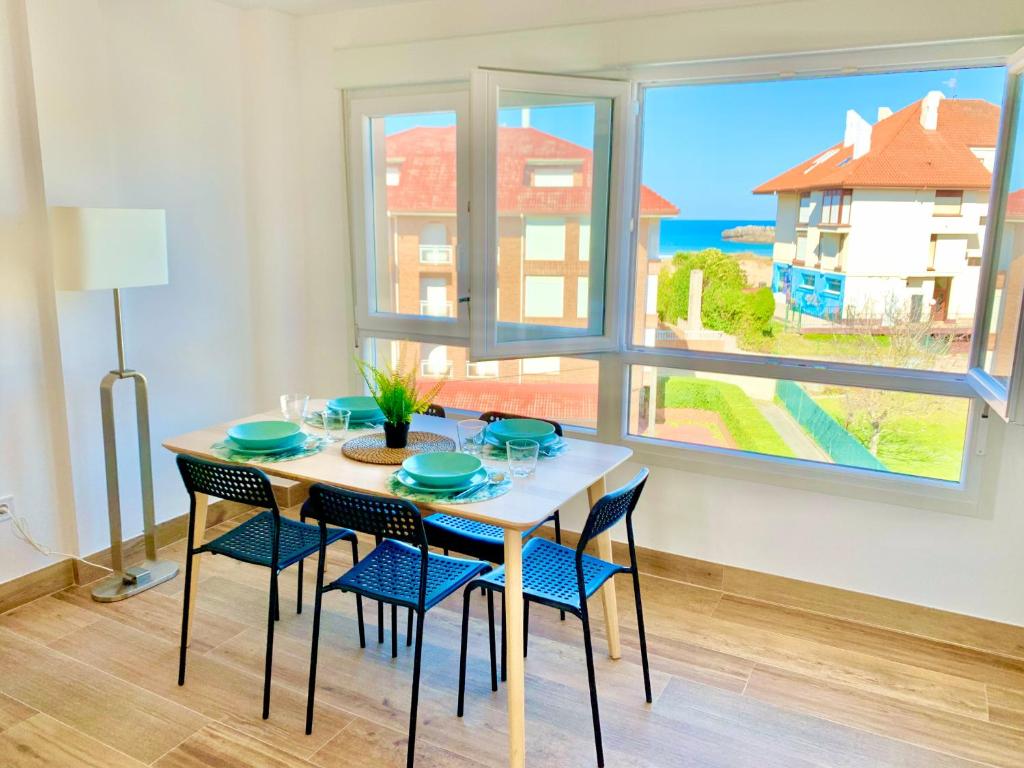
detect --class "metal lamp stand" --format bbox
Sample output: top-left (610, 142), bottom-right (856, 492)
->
top-left (90, 288), bottom-right (179, 602)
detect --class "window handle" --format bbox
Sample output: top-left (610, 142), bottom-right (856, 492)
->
top-left (458, 296), bottom-right (471, 304)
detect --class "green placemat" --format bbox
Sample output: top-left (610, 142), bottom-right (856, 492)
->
top-left (387, 470), bottom-right (512, 505)
top-left (211, 436), bottom-right (326, 464)
top-left (480, 436), bottom-right (568, 462)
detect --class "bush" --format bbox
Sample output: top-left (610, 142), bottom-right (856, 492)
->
top-left (661, 377), bottom-right (794, 458)
top-left (657, 249), bottom-right (774, 341)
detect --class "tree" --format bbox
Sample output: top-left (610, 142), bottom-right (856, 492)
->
top-left (657, 248), bottom-right (775, 342)
top-left (830, 295), bottom-right (953, 456)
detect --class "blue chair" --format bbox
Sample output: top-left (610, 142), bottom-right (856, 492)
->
top-left (423, 411), bottom-right (566, 680)
top-left (175, 455), bottom-right (360, 720)
top-left (302, 483), bottom-right (491, 768)
top-left (456, 469), bottom-right (652, 768)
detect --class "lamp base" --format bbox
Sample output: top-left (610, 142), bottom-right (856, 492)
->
top-left (90, 559), bottom-right (179, 602)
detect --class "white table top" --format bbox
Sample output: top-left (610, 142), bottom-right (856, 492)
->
top-left (162, 406), bottom-right (633, 531)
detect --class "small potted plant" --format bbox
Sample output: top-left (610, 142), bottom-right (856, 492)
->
top-left (355, 358), bottom-right (445, 449)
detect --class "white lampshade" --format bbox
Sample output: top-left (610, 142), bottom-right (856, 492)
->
top-left (50, 207), bottom-right (168, 291)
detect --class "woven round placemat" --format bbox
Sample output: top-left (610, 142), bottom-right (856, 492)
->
top-left (341, 431), bottom-right (456, 465)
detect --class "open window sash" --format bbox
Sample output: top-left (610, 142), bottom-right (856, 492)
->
top-left (969, 48), bottom-right (1024, 421)
top-left (346, 89), bottom-right (471, 341)
top-left (469, 68), bottom-right (633, 360)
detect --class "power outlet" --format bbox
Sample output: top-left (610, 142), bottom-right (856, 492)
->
top-left (0, 495), bottom-right (12, 523)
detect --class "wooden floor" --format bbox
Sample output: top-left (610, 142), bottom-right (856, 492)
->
top-left (1, 507), bottom-right (1022, 767)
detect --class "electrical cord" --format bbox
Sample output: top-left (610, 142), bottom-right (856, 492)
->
top-left (1, 500), bottom-right (113, 574)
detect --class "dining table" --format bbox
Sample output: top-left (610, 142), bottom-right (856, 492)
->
top-left (162, 406), bottom-right (634, 768)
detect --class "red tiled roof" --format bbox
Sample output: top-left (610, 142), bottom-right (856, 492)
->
top-left (754, 98), bottom-right (999, 194)
top-left (386, 126), bottom-right (678, 216)
top-left (1008, 189), bottom-right (1024, 221)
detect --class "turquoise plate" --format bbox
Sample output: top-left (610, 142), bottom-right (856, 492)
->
top-left (224, 431), bottom-right (307, 456)
top-left (402, 452), bottom-right (483, 488)
top-left (486, 419), bottom-right (558, 447)
top-left (327, 396), bottom-right (382, 421)
top-left (227, 420), bottom-right (301, 450)
top-left (395, 467), bottom-right (487, 493)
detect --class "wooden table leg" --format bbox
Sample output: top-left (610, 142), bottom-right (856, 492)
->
top-left (184, 492), bottom-right (209, 648)
top-left (587, 477), bottom-right (621, 660)
top-left (504, 530), bottom-right (526, 768)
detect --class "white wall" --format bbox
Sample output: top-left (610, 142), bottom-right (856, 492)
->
top-left (295, 0), bottom-right (1024, 626)
top-left (23, 0), bottom-right (304, 557)
top-left (0, 0), bottom-right (78, 581)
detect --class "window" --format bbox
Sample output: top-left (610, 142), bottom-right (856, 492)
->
top-left (627, 365), bottom-right (970, 483)
top-left (821, 188), bottom-right (850, 225)
top-left (350, 51), bottom-right (1024, 503)
top-left (974, 63), bottom-right (1024, 416)
top-left (470, 69), bottom-right (626, 359)
top-left (524, 217), bottom-right (566, 261)
top-left (577, 276), bottom-right (589, 318)
top-left (798, 192), bottom-right (813, 224)
top-left (347, 90), bottom-right (469, 340)
top-left (419, 222), bottom-right (453, 264)
top-left (365, 338), bottom-right (598, 429)
top-left (530, 163), bottom-right (578, 187)
top-left (934, 189), bottom-right (964, 217)
top-left (633, 67), bottom-right (1006, 377)
top-left (524, 275), bottom-right (564, 318)
top-left (578, 217), bottom-right (591, 261)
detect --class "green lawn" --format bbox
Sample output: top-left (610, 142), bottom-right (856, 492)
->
top-left (740, 324), bottom-right (892, 360)
top-left (814, 392), bottom-right (968, 482)
top-left (662, 377), bottom-right (794, 458)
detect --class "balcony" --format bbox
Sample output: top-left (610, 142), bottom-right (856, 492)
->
top-left (419, 299), bottom-right (454, 318)
top-left (419, 244), bottom-right (453, 265)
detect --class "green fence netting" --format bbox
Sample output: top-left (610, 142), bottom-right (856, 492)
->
top-left (775, 380), bottom-right (887, 472)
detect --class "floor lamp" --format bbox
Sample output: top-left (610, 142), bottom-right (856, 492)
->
top-left (50, 207), bottom-right (180, 601)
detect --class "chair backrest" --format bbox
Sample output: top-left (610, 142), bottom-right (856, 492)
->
top-left (478, 410), bottom-right (563, 437)
top-left (577, 468), bottom-right (649, 555)
top-left (303, 483), bottom-right (427, 548)
top-left (424, 403), bottom-right (447, 418)
top-left (176, 454), bottom-right (277, 510)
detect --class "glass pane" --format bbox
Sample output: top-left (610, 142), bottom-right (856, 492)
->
top-left (493, 91), bottom-right (613, 343)
top-left (368, 111), bottom-right (459, 320)
top-left (627, 365), bottom-right (969, 482)
top-left (983, 75), bottom-right (1024, 385)
top-left (633, 66), bottom-right (1008, 373)
top-left (368, 338), bottom-right (598, 429)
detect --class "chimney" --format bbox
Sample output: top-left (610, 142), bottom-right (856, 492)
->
top-left (877, 106), bottom-right (892, 122)
top-left (521, 108), bottom-right (530, 128)
top-left (920, 91), bottom-right (944, 131)
top-left (844, 109), bottom-right (872, 160)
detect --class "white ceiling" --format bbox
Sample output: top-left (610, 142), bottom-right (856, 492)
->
top-left (217, 0), bottom-right (769, 17)
top-left (216, 0), bottom-right (423, 14)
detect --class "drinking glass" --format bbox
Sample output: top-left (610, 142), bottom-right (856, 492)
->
top-left (321, 408), bottom-right (350, 442)
top-left (457, 419), bottom-right (487, 455)
top-left (506, 439), bottom-right (539, 478)
top-left (280, 394), bottom-right (310, 427)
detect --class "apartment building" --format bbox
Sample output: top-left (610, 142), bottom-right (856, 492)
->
top-left (756, 91), bottom-right (999, 324)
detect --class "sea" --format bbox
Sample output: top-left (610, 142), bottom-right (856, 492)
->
top-left (658, 218), bottom-right (775, 258)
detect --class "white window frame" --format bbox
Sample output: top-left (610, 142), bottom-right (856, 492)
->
top-left (346, 86), bottom-right (470, 341)
top-left (968, 47), bottom-right (1024, 421)
top-left (469, 68), bottom-right (634, 360)
top-left (346, 40), bottom-right (1024, 516)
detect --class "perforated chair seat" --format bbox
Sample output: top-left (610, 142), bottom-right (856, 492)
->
top-left (423, 513), bottom-right (551, 564)
top-left (328, 539), bottom-right (490, 610)
top-left (471, 538), bottom-right (627, 614)
top-left (199, 511), bottom-right (355, 570)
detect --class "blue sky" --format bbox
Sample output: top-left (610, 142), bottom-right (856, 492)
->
top-left (384, 66), bottom-right (1011, 219)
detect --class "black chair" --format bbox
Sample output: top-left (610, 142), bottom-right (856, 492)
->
top-left (423, 411), bottom-right (566, 681)
top-left (302, 483), bottom-right (491, 768)
top-left (175, 455), bottom-right (361, 719)
top-left (457, 468), bottom-right (652, 768)
top-left (424, 403), bottom-right (447, 418)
